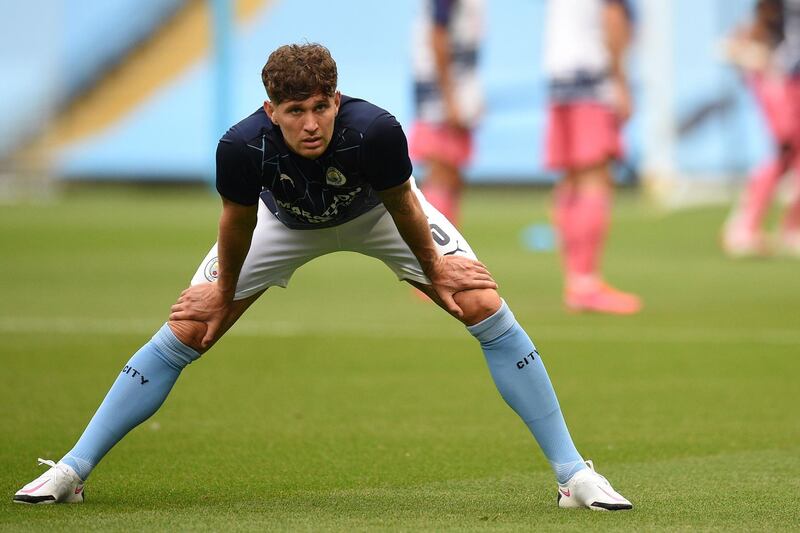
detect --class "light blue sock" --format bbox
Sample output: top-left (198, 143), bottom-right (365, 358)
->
top-left (61, 323), bottom-right (200, 480)
top-left (467, 301), bottom-right (586, 483)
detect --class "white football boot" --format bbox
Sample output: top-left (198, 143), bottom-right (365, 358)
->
top-left (557, 460), bottom-right (632, 511)
top-left (721, 218), bottom-right (769, 258)
top-left (13, 458), bottom-right (84, 504)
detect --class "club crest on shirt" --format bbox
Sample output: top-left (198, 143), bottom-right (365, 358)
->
top-left (325, 167), bottom-right (347, 186)
top-left (204, 257), bottom-right (219, 281)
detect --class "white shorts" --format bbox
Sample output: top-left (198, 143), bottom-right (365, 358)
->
top-left (190, 179), bottom-right (477, 300)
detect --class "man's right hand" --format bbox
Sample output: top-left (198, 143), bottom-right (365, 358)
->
top-left (611, 76), bottom-right (633, 124)
top-left (169, 283), bottom-right (234, 349)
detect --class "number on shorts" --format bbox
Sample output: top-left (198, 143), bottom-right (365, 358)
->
top-left (430, 223), bottom-right (451, 246)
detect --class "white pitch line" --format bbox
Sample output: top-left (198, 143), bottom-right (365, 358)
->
top-left (0, 316), bottom-right (799, 346)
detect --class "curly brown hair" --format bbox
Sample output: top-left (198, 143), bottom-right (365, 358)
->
top-left (261, 43), bottom-right (338, 104)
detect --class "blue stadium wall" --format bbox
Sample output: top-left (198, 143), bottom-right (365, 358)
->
top-left (2, 0), bottom-right (771, 183)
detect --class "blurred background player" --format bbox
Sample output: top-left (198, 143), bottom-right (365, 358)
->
top-left (721, 0), bottom-right (800, 257)
top-left (409, 0), bottom-right (484, 227)
top-left (543, 0), bottom-right (641, 314)
top-left (779, 0), bottom-right (800, 252)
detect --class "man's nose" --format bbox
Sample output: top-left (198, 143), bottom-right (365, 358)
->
top-left (302, 113), bottom-right (319, 132)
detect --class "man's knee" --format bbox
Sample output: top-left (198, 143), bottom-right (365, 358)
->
top-left (454, 289), bottom-right (502, 326)
top-left (567, 161), bottom-right (612, 185)
top-left (167, 320), bottom-right (208, 352)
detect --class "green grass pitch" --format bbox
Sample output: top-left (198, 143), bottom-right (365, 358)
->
top-left (1, 185), bottom-right (798, 531)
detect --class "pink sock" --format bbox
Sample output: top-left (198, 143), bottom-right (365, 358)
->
top-left (781, 158), bottom-right (800, 233)
top-left (553, 184), bottom-right (582, 278)
top-left (782, 200), bottom-right (800, 234)
top-left (572, 187), bottom-right (610, 279)
top-left (423, 184), bottom-right (459, 226)
top-left (738, 160), bottom-right (784, 233)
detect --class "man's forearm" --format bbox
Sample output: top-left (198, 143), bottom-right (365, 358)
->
top-left (604, 2), bottom-right (631, 80)
top-left (215, 200), bottom-right (258, 298)
top-left (432, 25), bottom-right (455, 102)
top-left (379, 182), bottom-right (439, 275)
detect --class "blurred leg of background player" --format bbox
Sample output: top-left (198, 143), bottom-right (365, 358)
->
top-left (777, 159), bottom-right (800, 255)
top-left (547, 102), bottom-right (641, 315)
top-left (776, 76), bottom-right (800, 256)
top-left (723, 72), bottom-right (796, 256)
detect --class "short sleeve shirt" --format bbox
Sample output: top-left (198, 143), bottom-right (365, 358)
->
top-left (543, 0), bottom-right (633, 102)
top-left (780, 0), bottom-right (800, 75)
top-left (216, 95), bottom-right (413, 229)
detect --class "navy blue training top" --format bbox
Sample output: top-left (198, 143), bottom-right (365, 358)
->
top-left (215, 95), bottom-right (413, 229)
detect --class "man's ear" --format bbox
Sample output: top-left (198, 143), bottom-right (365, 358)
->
top-left (263, 101), bottom-right (277, 124)
top-left (333, 91), bottom-right (341, 116)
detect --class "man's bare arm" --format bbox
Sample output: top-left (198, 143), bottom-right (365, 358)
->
top-left (170, 197), bottom-right (258, 347)
top-left (604, 1), bottom-right (633, 121)
top-left (215, 198), bottom-right (259, 298)
top-left (431, 23), bottom-right (462, 128)
top-left (378, 181), bottom-right (496, 317)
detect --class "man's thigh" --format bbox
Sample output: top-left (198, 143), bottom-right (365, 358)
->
top-left (343, 178), bottom-right (478, 285)
top-left (190, 201), bottom-right (337, 300)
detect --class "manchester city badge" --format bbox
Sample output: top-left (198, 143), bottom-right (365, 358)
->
top-left (325, 167), bottom-right (347, 186)
top-left (203, 257), bottom-right (220, 281)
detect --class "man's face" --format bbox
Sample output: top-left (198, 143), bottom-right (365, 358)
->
top-left (264, 92), bottom-right (340, 159)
